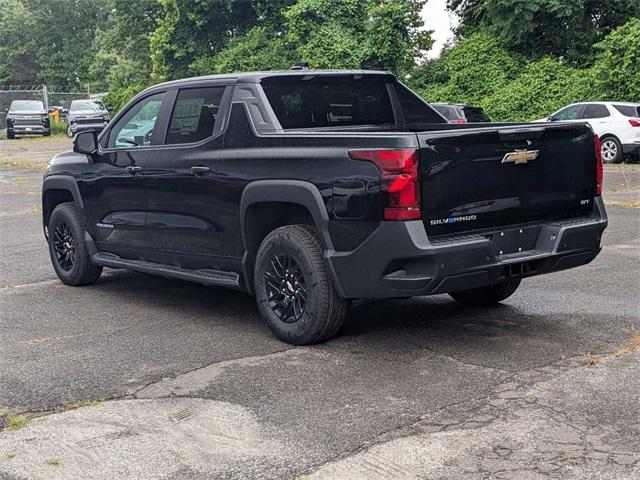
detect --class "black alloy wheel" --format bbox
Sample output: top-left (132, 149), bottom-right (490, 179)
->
top-left (53, 222), bottom-right (76, 271)
top-left (265, 253), bottom-right (307, 323)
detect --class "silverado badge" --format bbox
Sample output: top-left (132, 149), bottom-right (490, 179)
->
top-left (501, 149), bottom-right (539, 165)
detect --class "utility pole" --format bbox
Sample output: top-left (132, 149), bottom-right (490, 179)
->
top-left (42, 85), bottom-right (49, 110)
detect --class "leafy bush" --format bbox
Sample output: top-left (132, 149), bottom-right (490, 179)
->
top-left (49, 119), bottom-right (67, 136)
top-left (484, 57), bottom-right (597, 121)
top-left (413, 32), bottom-right (521, 106)
top-left (592, 18), bottom-right (640, 101)
top-left (411, 25), bottom-right (639, 122)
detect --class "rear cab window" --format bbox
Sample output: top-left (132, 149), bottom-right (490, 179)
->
top-left (261, 75), bottom-right (395, 129)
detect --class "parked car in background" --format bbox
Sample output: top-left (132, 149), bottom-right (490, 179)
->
top-left (431, 103), bottom-right (491, 123)
top-left (66, 99), bottom-right (110, 137)
top-left (536, 102), bottom-right (640, 163)
top-left (5, 100), bottom-right (50, 139)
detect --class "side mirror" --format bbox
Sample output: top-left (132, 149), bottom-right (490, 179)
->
top-left (74, 131), bottom-right (98, 155)
top-left (548, 116), bottom-right (557, 122)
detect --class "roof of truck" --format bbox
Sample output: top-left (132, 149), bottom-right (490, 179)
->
top-left (151, 69), bottom-right (394, 90)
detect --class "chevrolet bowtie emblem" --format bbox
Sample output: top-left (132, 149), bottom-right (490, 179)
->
top-left (502, 149), bottom-right (539, 165)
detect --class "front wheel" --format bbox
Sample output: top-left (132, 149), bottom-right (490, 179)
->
top-left (449, 278), bottom-right (521, 307)
top-left (66, 125), bottom-right (74, 138)
top-left (254, 225), bottom-right (348, 345)
top-left (48, 202), bottom-right (102, 286)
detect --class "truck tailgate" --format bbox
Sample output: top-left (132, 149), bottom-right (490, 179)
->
top-left (418, 124), bottom-right (598, 237)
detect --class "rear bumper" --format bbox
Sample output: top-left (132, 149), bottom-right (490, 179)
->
top-left (622, 143), bottom-right (640, 158)
top-left (327, 197), bottom-right (608, 299)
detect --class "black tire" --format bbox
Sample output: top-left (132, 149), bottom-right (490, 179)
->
top-left (449, 278), bottom-right (521, 307)
top-left (254, 225), bottom-right (348, 345)
top-left (48, 202), bottom-right (102, 286)
top-left (66, 125), bottom-right (74, 138)
top-left (43, 130), bottom-right (51, 137)
top-left (600, 136), bottom-right (622, 164)
top-left (6, 131), bottom-right (15, 140)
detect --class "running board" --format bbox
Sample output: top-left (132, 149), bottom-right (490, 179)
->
top-left (92, 253), bottom-right (240, 288)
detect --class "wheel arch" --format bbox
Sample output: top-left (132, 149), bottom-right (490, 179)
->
top-left (42, 176), bottom-right (84, 236)
top-left (239, 180), bottom-right (335, 293)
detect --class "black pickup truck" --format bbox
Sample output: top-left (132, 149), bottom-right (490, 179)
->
top-left (42, 69), bottom-right (607, 344)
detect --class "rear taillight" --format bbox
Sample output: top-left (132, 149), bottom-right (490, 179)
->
top-left (452, 119), bottom-right (466, 124)
top-left (348, 148), bottom-right (421, 220)
top-left (594, 134), bottom-right (603, 196)
top-left (629, 119), bottom-right (640, 127)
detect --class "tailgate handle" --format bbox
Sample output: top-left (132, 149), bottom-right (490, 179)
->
top-left (498, 128), bottom-right (546, 141)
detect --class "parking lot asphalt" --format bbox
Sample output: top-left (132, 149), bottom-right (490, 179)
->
top-left (0, 138), bottom-right (639, 479)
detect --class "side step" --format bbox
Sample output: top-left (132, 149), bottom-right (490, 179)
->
top-left (92, 252), bottom-right (240, 288)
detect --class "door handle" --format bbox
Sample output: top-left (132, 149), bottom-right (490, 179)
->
top-left (125, 165), bottom-right (142, 174)
top-left (191, 165), bottom-right (210, 175)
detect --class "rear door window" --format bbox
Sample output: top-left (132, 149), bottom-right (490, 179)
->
top-left (262, 76), bottom-right (395, 129)
top-left (582, 104), bottom-right (610, 119)
top-left (166, 87), bottom-right (226, 144)
top-left (613, 104), bottom-right (640, 117)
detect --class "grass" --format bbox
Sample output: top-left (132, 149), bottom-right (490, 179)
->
top-left (1, 408), bottom-right (28, 431)
top-left (0, 158), bottom-right (48, 170)
top-left (49, 119), bottom-right (67, 137)
top-left (2, 413), bottom-right (28, 431)
top-left (46, 458), bottom-right (61, 466)
top-left (614, 327), bottom-right (640, 357)
top-left (604, 200), bottom-right (640, 208)
top-left (64, 400), bottom-right (102, 411)
top-left (583, 353), bottom-right (601, 366)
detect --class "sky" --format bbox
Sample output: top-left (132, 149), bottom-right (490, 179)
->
top-left (421, 0), bottom-right (458, 59)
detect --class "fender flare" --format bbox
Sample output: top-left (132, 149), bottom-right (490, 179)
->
top-left (239, 179), bottom-right (334, 252)
top-left (42, 175), bottom-right (84, 210)
top-left (41, 175), bottom-right (85, 237)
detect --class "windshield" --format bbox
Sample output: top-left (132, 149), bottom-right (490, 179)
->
top-left (9, 100), bottom-right (44, 112)
top-left (70, 100), bottom-right (106, 112)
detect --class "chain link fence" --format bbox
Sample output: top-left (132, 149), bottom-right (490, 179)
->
top-left (0, 85), bottom-right (95, 130)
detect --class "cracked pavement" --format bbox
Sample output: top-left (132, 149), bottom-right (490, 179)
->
top-left (0, 139), bottom-right (639, 479)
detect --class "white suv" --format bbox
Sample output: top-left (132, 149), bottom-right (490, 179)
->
top-left (538, 102), bottom-right (640, 163)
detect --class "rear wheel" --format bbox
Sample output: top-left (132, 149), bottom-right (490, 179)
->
top-left (48, 202), bottom-right (102, 286)
top-left (449, 278), bottom-right (521, 307)
top-left (254, 225), bottom-right (347, 345)
top-left (601, 136), bottom-right (622, 164)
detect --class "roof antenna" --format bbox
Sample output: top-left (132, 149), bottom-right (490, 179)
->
top-left (290, 61), bottom-right (310, 71)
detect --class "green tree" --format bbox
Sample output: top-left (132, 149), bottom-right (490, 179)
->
top-left (448, 0), bottom-right (640, 65)
top-left (88, 0), bottom-right (160, 92)
top-left (592, 18), bottom-right (640, 101)
top-left (0, 0), bottom-right (106, 88)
